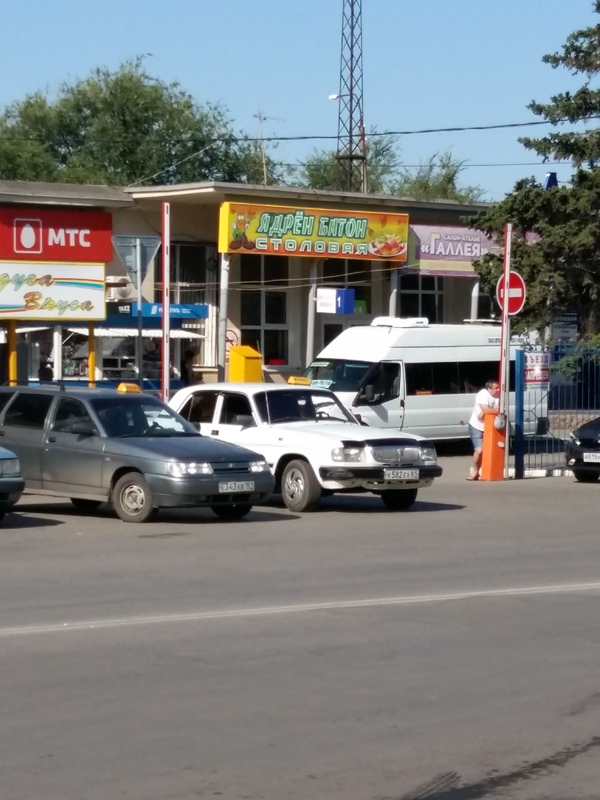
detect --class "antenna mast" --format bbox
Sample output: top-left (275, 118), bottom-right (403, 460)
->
top-left (336, 0), bottom-right (366, 193)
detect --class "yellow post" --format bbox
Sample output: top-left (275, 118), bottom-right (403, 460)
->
top-left (6, 321), bottom-right (17, 387)
top-left (88, 322), bottom-right (96, 388)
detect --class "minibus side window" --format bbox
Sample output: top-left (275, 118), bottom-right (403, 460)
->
top-left (355, 362), bottom-right (400, 405)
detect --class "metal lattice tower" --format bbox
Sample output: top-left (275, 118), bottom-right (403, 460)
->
top-left (336, 0), bottom-right (366, 193)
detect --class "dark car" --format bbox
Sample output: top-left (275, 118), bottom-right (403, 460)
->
top-left (0, 385), bottom-right (274, 522)
top-left (0, 445), bottom-right (25, 521)
top-left (566, 417), bottom-right (600, 483)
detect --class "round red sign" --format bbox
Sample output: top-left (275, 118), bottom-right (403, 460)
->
top-left (496, 271), bottom-right (527, 316)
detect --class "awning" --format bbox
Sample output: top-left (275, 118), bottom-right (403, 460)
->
top-left (0, 325), bottom-right (51, 344)
top-left (67, 328), bottom-right (204, 339)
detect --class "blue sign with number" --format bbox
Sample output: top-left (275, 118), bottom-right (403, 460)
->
top-left (335, 288), bottom-right (356, 314)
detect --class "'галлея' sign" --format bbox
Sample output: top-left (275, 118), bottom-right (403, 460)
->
top-left (218, 202), bottom-right (409, 262)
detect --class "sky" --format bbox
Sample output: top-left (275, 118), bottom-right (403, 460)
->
top-left (0, 0), bottom-right (597, 201)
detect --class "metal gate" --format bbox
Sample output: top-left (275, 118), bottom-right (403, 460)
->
top-left (513, 345), bottom-right (600, 476)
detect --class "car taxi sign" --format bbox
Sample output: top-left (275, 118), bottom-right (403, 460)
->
top-left (116, 382), bottom-right (142, 393)
top-left (287, 376), bottom-right (311, 386)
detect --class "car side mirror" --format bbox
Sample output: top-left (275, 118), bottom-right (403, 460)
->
top-left (71, 421), bottom-right (97, 437)
top-left (363, 384), bottom-right (376, 403)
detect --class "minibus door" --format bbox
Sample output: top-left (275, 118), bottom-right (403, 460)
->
top-left (352, 360), bottom-right (405, 431)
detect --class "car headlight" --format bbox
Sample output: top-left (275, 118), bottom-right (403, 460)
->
top-left (166, 461), bottom-right (213, 477)
top-left (0, 458), bottom-right (20, 476)
top-left (420, 446), bottom-right (437, 463)
top-left (249, 460), bottom-right (270, 473)
top-left (331, 446), bottom-right (364, 462)
top-left (568, 432), bottom-right (581, 446)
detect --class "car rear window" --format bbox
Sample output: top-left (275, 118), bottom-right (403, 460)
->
top-left (3, 392), bottom-right (53, 429)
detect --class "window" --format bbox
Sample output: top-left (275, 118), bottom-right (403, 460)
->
top-left (240, 254), bottom-right (289, 365)
top-left (0, 391), bottom-right (14, 417)
top-left (52, 398), bottom-right (95, 433)
top-left (156, 243), bottom-right (218, 366)
top-left (219, 394), bottom-right (255, 427)
top-left (178, 392), bottom-right (219, 426)
top-left (321, 259), bottom-right (371, 314)
top-left (3, 393), bottom-right (53, 429)
top-left (405, 361), bottom-right (514, 396)
top-left (355, 362), bottom-right (401, 405)
top-left (399, 275), bottom-right (444, 322)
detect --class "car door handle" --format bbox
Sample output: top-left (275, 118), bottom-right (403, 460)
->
top-left (211, 429), bottom-right (219, 436)
top-left (47, 436), bottom-right (56, 443)
top-left (0, 430), bottom-right (4, 437)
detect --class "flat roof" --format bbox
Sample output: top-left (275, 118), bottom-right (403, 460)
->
top-left (0, 180), bottom-right (133, 208)
top-left (125, 180), bottom-right (491, 214)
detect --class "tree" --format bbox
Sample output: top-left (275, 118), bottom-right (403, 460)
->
top-left (0, 59), bottom-right (282, 186)
top-left (297, 131), bottom-right (401, 193)
top-left (393, 152), bottom-right (484, 203)
top-left (469, 1), bottom-right (600, 337)
top-left (298, 134), bottom-right (483, 202)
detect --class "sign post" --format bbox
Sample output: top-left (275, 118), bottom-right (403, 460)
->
top-left (496, 228), bottom-right (530, 479)
top-left (161, 203), bottom-right (171, 403)
top-left (113, 235), bottom-right (161, 390)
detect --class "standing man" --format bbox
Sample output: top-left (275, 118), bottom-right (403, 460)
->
top-left (180, 350), bottom-right (196, 387)
top-left (467, 379), bottom-right (500, 480)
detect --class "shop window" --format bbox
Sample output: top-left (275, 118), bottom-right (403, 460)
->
top-left (240, 254), bottom-right (289, 365)
top-left (156, 243), bottom-right (217, 367)
top-left (400, 275), bottom-right (444, 322)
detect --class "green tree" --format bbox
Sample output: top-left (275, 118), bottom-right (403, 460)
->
top-left (470, 1), bottom-right (600, 337)
top-left (0, 59), bottom-right (281, 186)
top-left (393, 152), bottom-right (484, 202)
top-left (298, 135), bottom-right (483, 202)
top-left (297, 131), bottom-right (400, 193)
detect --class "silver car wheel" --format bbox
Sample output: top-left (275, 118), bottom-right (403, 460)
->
top-left (284, 467), bottom-right (305, 502)
top-left (120, 482), bottom-right (146, 516)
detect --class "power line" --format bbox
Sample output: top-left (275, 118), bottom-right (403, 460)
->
top-left (0, 116), bottom-right (596, 147)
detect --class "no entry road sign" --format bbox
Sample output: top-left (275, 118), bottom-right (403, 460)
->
top-left (496, 270), bottom-right (526, 316)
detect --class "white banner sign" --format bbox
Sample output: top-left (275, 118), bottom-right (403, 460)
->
top-left (316, 287), bottom-right (337, 314)
top-left (0, 261), bottom-right (106, 320)
top-left (525, 351), bottom-right (550, 387)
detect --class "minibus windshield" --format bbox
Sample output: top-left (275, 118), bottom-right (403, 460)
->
top-left (305, 359), bottom-right (373, 393)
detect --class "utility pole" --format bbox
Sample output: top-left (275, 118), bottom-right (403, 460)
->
top-left (254, 110), bottom-right (269, 185)
top-left (253, 110), bottom-right (284, 185)
top-left (336, 0), bottom-right (367, 193)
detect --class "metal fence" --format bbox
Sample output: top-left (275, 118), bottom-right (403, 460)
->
top-left (513, 345), bottom-right (600, 476)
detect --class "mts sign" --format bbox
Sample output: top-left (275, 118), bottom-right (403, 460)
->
top-left (0, 208), bottom-right (112, 263)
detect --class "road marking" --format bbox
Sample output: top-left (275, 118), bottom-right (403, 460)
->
top-left (2, 581), bottom-right (600, 638)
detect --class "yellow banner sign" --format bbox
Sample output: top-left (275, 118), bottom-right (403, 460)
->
top-left (218, 202), bottom-right (409, 261)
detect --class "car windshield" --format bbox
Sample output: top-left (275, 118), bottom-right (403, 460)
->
top-left (254, 390), bottom-right (358, 425)
top-left (305, 359), bottom-right (372, 393)
top-left (90, 395), bottom-right (198, 438)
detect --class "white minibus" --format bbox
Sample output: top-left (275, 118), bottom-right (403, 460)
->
top-left (305, 317), bottom-right (546, 440)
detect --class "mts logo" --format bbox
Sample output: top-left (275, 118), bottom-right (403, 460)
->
top-left (14, 218), bottom-right (92, 254)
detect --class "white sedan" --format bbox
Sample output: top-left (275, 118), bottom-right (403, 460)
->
top-left (169, 383), bottom-right (443, 512)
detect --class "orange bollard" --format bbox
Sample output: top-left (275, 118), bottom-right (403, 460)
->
top-left (479, 412), bottom-right (506, 481)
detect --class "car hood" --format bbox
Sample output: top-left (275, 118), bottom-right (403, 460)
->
top-left (106, 435), bottom-right (264, 463)
top-left (573, 419), bottom-right (600, 438)
top-left (266, 421), bottom-right (425, 445)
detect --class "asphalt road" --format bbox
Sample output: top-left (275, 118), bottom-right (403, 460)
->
top-left (1, 457), bottom-right (600, 800)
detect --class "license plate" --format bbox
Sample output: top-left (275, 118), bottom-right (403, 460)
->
top-left (583, 453), bottom-right (600, 463)
top-left (218, 481), bottom-right (255, 493)
top-left (384, 468), bottom-right (419, 480)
